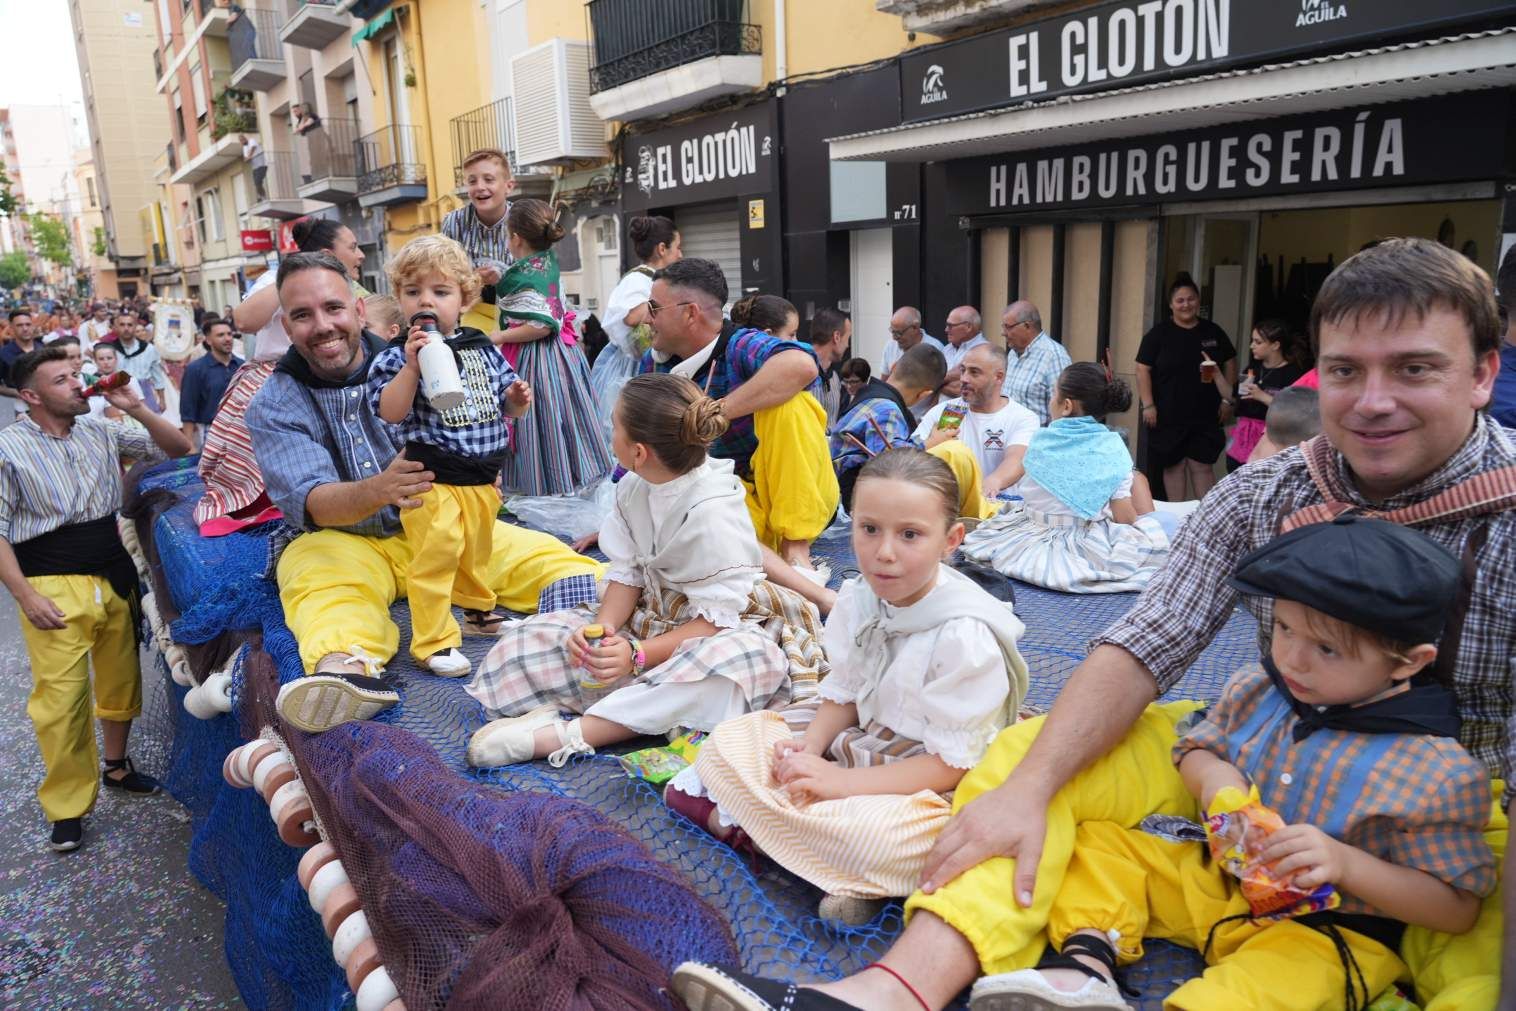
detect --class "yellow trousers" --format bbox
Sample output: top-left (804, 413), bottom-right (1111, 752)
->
top-left (16, 574), bottom-right (142, 821)
top-left (1054, 821), bottom-right (1403, 1010)
top-left (461, 302), bottom-right (498, 335)
top-left (743, 394), bottom-right (841, 549)
top-left (906, 703), bottom-right (1508, 1010)
top-left (906, 702), bottom-right (1204, 974)
top-left (1401, 784), bottom-right (1505, 1011)
top-left (928, 439), bottom-right (999, 521)
top-left (399, 483), bottom-right (500, 661)
top-left (277, 517), bottom-right (602, 673)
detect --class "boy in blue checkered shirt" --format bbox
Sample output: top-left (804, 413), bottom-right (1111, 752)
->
top-left (368, 235), bottom-right (532, 678)
top-left (977, 516), bottom-right (1495, 1011)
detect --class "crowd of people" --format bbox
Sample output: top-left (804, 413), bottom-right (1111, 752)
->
top-left (0, 142), bottom-right (1514, 1010)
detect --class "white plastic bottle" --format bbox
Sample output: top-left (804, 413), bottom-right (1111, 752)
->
top-left (412, 311), bottom-right (466, 411)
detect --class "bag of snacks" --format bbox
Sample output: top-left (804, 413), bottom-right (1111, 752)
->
top-left (1205, 785), bottom-right (1340, 921)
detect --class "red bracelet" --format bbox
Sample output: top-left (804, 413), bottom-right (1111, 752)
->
top-left (865, 962), bottom-right (930, 1011)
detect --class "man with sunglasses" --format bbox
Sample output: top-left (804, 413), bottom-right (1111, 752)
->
top-left (642, 258), bottom-right (838, 571)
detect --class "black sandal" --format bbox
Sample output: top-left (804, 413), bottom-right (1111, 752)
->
top-left (102, 757), bottom-right (159, 796)
top-left (462, 609), bottom-right (510, 636)
top-left (671, 962), bottom-right (865, 1011)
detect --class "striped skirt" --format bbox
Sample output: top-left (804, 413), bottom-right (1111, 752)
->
top-left (500, 338), bottom-right (614, 497)
top-left (467, 580), bottom-right (828, 726)
top-left (690, 706), bottom-right (953, 898)
top-left (960, 501), bottom-right (1171, 594)
top-left (194, 359), bottom-right (280, 530)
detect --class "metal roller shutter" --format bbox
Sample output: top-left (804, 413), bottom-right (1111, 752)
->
top-left (674, 201), bottom-right (744, 307)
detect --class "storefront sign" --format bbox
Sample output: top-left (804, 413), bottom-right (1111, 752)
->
top-left (277, 219), bottom-right (303, 253)
top-left (902, 0), bottom-right (1513, 123)
top-left (240, 229), bottom-right (274, 253)
top-left (621, 102), bottom-right (777, 210)
top-left (946, 92), bottom-right (1509, 216)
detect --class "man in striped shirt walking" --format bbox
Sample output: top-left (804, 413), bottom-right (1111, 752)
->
top-left (0, 346), bottom-right (191, 853)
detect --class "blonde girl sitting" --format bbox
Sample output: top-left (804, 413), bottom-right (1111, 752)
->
top-left (465, 372), bottom-right (826, 767)
top-left (665, 448), bottom-right (1030, 925)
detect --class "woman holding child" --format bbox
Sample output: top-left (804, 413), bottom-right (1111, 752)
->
top-left (589, 214), bottom-right (682, 438)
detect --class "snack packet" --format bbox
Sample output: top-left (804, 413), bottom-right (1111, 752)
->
top-left (937, 403), bottom-right (968, 431)
top-left (618, 730), bottom-right (707, 784)
top-left (1205, 785), bottom-right (1340, 921)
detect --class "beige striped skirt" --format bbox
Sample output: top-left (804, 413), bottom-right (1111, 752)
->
top-left (693, 707), bottom-right (954, 899)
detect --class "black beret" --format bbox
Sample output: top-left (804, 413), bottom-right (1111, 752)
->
top-left (1228, 514), bottom-right (1461, 645)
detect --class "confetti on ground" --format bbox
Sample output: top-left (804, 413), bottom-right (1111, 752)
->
top-left (0, 606), bottom-right (242, 1009)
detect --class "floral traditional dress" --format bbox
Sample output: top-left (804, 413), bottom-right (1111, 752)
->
top-left (496, 249), bottom-right (613, 496)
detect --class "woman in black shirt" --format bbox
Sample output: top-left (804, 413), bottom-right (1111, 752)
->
top-left (1225, 318), bottom-right (1308, 470)
top-left (1135, 273), bottom-right (1236, 500)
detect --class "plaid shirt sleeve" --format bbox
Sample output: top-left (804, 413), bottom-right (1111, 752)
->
top-left (246, 379), bottom-right (342, 532)
top-left (1092, 470), bottom-right (1260, 691)
top-left (831, 401), bottom-right (913, 472)
top-left (365, 345), bottom-right (410, 422)
top-left (727, 329), bottom-right (813, 384)
top-left (1379, 742), bottom-right (1498, 897)
top-left (1171, 665), bottom-right (1262, 768)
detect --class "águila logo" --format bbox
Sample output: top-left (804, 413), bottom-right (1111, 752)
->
top-left (921, 64), bottom-right (948, 105)
top-left (1297, 0), bottom-right (1347, 27)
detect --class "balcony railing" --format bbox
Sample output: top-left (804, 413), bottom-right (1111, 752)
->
top-left (449, 97), bottom-right (522, 189)
top-left (587, 0), bottom-right (760, 94)
top-left (356, 124), bottom-right (426, 194)
top-left (300, 116), bottom-right (359, 181)
top-left (249, 150), bottom-right (306, 218)
top-left (230, 6), bottom-right (282, 68)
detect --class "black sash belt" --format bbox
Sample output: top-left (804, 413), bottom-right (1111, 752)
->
top-left (405, 441), bottom-right (505, 487)
top-left (13, 516), bottom-right (143, 642)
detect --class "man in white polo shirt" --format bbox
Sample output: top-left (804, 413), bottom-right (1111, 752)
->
top-left (914, 343), bottom-right (1038, 497)
top-left (940, 305), bottom-right (989, 399)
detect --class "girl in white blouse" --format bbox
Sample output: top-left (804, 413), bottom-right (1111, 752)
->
top-left (466, 373), bottom-right (827, 768)
top-left (666, 448), bottom-right (1029, 923)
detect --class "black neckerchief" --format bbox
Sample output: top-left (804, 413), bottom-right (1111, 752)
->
top-left (117, 338), bottom-right (150, 359)
top-left (665, 320), bottom-right (737, 392)
top-left (850, 378), bottom-right (914, 421)
top-left (275, 329), bottom-right (387, 389)
top-left (1263, 654), bottom-right (1462, 742)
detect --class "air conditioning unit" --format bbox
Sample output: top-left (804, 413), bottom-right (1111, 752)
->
top-left (510, 39), bottom-right (607, 167)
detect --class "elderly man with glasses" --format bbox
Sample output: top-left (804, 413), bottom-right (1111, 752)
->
top-left (1000, 301), bottom-right (1070, 425)
top-left (940, 305), bottom-right (988, 399)
top-left (641, 258), bottom-right (837, 572)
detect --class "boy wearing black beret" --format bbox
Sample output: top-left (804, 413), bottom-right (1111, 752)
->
top-left (984, 516), bottom-right (1496, 1010)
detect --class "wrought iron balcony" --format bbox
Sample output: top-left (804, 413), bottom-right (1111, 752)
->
top-left (297, 116), bottom-right (359, 203)
top-left (248, 149), bottom-right (306, 220)
top-left (229, 7), bottom-right (285, 91)
top-left (447, 97), bottom-right (552, 190)
top-left (587, 0), bottom-right (761, 94)
top-left (355, 124), bottom-right (427, 208)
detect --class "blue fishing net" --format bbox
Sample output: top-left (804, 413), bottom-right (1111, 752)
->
top-left (144, 462), bottom-right (1258, 1009)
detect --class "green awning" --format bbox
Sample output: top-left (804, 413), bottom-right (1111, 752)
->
top-left (352, 6), bottom-right (396, 45)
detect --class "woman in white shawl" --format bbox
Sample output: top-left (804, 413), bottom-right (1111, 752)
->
top-left (466, 373), bottom-right (827, 767)
top-left (962, 362), bottom-right (1172, 593)
top-left (587, 215), bottom-right (682, 439)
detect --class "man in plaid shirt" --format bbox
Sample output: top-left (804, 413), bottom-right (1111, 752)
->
top-left (715, 238), bottom-right (1512, 1011)
top-left (639, 258), bottom-right (838, 571)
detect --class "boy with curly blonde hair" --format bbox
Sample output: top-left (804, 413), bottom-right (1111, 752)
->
top-left (367, 234), bottom-right (533, 677)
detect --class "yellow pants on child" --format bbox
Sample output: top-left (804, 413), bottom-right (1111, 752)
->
top-left (905, 701), bottom-right (1508, 1011)
top-left (16, 573), bottom-right (142, 821)
top-left (927, 439), bottom-right (999, 520)
top-left (277, 517), bottom-right (602, 673)
top-left (743, 393), bottom-right (841, 549)
top-left (461, 302), bottom-right (498, 335)
top-left (906, 702), bottom-right (1204, 974)
top-left (399, 483), bottom-right (500, 661)
top-left (1052, 820), bottom-right (1404, 1010)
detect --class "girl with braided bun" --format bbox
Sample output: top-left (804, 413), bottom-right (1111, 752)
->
top-left (465, 372), bottom-right (828, 768)
top-left (960, 362), bottom-right (1173, 593)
